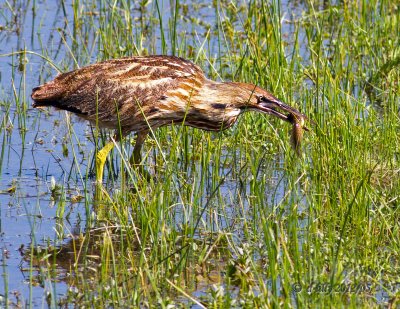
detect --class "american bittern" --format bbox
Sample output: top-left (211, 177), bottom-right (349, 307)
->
top-left (32, 55), bottom-right (309, 182)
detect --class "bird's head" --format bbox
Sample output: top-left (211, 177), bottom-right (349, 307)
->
top-left (233, 83), bottom-right (310, 131)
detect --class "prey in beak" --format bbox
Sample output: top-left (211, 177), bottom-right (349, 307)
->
top-left (256, 96), bottom-right (309, 129)
top-left (255, 95), bottom-right (310, 155)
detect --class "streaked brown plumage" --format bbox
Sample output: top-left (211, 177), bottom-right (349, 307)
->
top-left (31, 55), bottom-right (309, 182)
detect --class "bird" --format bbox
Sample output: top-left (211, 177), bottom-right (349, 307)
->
top-left (31, 55), bottom-right (309, 183)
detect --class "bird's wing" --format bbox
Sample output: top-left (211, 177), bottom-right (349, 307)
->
top-left (31, 56), bottom-right (205, 126)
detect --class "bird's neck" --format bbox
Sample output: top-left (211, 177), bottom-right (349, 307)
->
top-left (196, 80), bottom-right (257, 107)
top-left (178, 81), bottom-right (257, 131)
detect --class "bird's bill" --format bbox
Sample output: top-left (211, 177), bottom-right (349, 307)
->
top-left (257, 99), bottom-right (309, 131)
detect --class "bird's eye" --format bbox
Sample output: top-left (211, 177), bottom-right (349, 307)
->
top-left (258, 96), bottom-right (277, 104)
top-left (257, 95), bottom-right (265, 103)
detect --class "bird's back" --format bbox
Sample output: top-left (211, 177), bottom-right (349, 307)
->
top-left (32, 55), bottom-right (205, 133)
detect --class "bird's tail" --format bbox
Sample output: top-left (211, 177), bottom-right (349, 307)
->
top-left (31, 80), bottom-right (65, 108)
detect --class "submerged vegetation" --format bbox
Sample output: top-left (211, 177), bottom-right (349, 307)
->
top-left (0, 0), bottom-right (399, 307)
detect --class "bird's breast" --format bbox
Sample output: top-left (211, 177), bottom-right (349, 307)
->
top-left (182, 107), bottom-right (240, 131)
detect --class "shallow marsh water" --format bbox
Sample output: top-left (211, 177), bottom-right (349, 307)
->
top-left (0, 1), bottom-right (294, 305)
top-left (0, 0), bottom-right (399, 307)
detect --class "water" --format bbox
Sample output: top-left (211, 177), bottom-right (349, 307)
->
top-left (0, 0), bottom-right (304, 306)
top-left (1, 1), bottom-right (95, 305)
